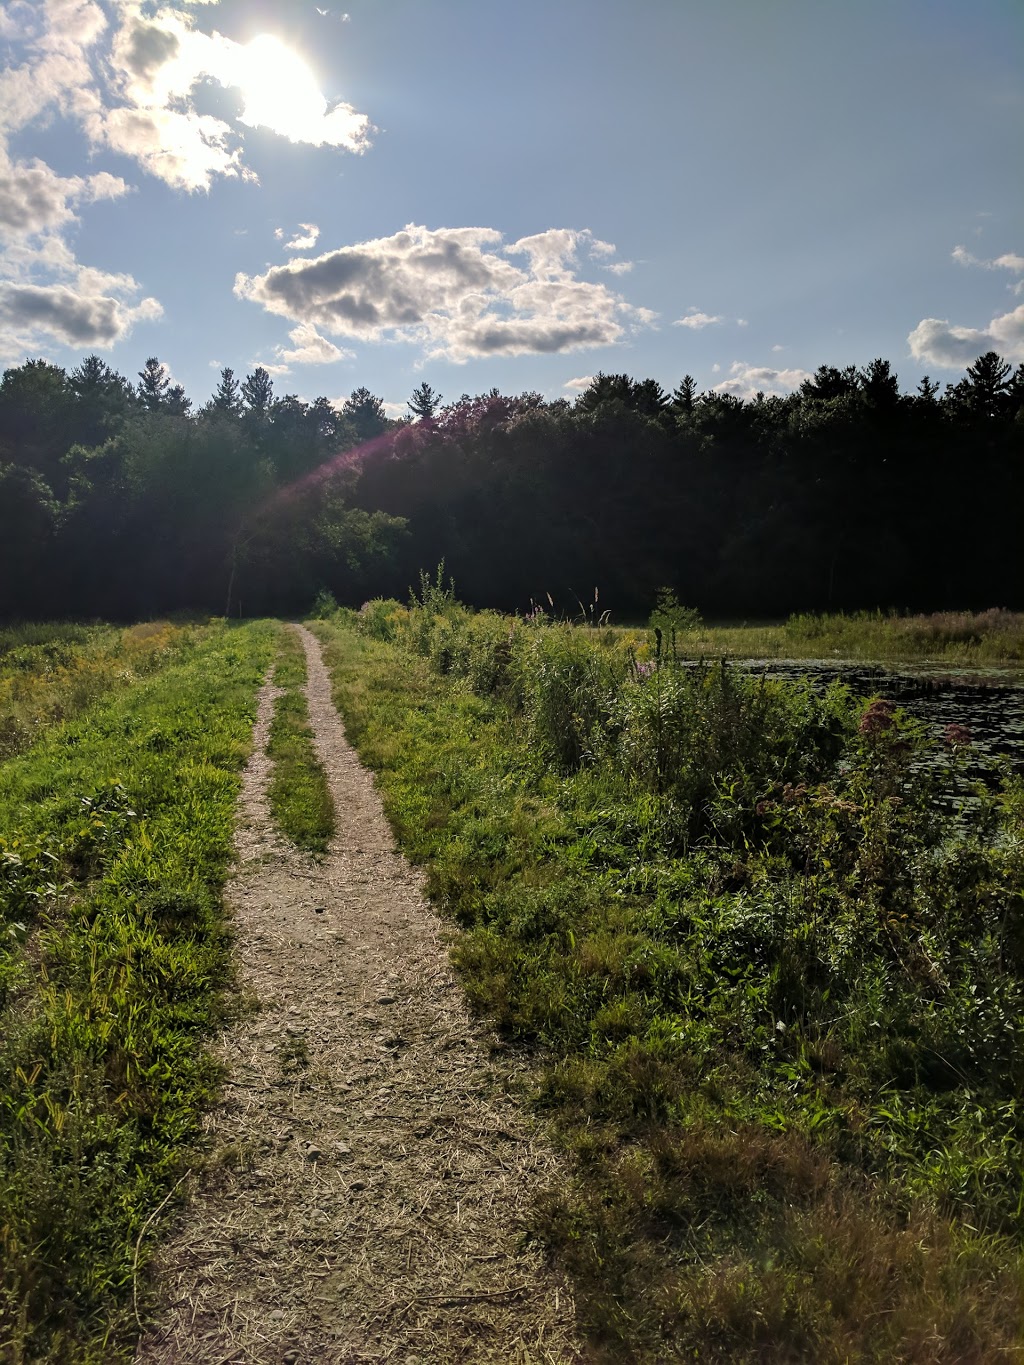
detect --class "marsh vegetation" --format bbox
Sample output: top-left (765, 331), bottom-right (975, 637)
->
top-left (312, 588), bottom-right (1024, 1361)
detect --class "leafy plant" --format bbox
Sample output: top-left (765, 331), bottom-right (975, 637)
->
top-left (312, 602), bottom-right (1024, 1363)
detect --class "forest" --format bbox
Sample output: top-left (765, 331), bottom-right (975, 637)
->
top-left (1, 349), bottom-right (1022, 622)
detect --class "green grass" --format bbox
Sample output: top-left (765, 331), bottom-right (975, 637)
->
top-left (644, 607), bottom-right (1024, 668)
top-left (265, 626), bottom-right (335, 856)
top-left (313, 603), bottom-right (1024, 1363)
top-left (0, 619), bottom-right (275, 1362)
top-left (0, 620), bottom-right (215, 763)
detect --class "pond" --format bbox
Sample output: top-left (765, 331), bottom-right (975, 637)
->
top-left (727, 658), bottom-right (1024, 787)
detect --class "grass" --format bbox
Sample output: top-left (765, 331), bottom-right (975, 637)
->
top-left (645, 607), bottom-right (1024, 667)
top-left (312, 598), bottom-right (1024, 1363)
top-left (266, 626), bottom-right (335, 856)
top-left (0, 619), bottom-right (275, 1362)
top-left (0, 620), bottom-right (215, 762)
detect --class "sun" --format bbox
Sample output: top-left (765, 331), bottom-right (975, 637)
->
top-left (236, 35), bottom-right (330, 144)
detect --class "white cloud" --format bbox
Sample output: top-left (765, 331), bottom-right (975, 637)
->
top-left (673, 309), bottom-right (723, 330)
top-left (234, 223), bottom-right (655, 363)
top-left (0, 0), bottom-right (105, 134)
top-left (771, 343), bottom-right (785, 352)
top-left (0, 3), bottom-right (36, 40)
top-left (0, 149), bottom-right (129, 235)
top-left (88, 103), bottom-right (249, 193)
top-left (713, 361), bottom-right (810, 400)
top-left (603, 260), bottom-right (633, 276)
top-left (0, 144), bottom-right (157, 361)
top-left (907, 304), bottom-right (1024, 368)
top-left (0, 269), bottom-right (161, 355)
top-left (952, 243), bottom-right (1024, 275)
top-left (283, 223), bottom-right (320, 251)
top-left (563, 375), bottom-right (594, 390)
top-left (0, 1), bottom-right (372, 194)
top-left (273, 321), bottom-right (353, 368)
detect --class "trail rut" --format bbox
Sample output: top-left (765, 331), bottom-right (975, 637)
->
top-left (136, 625), bottom-right (583, 1364)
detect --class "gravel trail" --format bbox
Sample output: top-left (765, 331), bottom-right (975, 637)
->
top-left (135, 625), bottom-right (583, 1364)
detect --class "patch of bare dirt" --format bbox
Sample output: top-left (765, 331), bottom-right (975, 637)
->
top-left (135, 626), bottom-right (584, 1364)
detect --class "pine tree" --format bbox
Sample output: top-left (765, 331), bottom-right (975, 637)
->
top-left (343, 386), bottom-right (388, 440)
top-left (166, 384), bottom-right (192, 416)
top-left (212, 366), bottom-right (242, 415)
top-left (671, 374), bottom-right (698, 413)
top-left (241, 367), bottom-right (274, 420)
top-left (407, 381), bottom-right (442, 420)
top-left (137, 357), bottom-right (169, 411)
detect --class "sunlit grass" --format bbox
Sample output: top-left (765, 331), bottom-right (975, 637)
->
top-left (266, 626), bottom-right (335, 855)
top-left (621, 607), bottom-right (1024, 666)
top-left (0, 619), bottom-right (275, 1360)
top-left (0, 619), bottom-right (219, 762)
top-left (313, 600), bottom-right (1024, 1362)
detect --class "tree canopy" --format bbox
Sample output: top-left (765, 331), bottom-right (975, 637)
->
top-left (0, 347), bottom-right (1020, 619)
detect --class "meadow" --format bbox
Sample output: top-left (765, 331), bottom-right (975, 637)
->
top-left (0, 620), bottom-right (279, 1361)
top-left (620, 604), bottom-right (1024, 669)
top-left (313, 588), bottom-right (1024, 1362)
top-left (1, 601), bottom-right (1021, 1361)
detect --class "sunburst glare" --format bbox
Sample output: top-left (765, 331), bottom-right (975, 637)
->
top-left (234, 34), bottom-right (368, 149)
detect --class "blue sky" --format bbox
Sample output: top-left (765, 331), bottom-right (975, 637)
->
top-left (1, 0), bottom-right (1021, 414)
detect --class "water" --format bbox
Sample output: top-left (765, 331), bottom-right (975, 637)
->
top-left (727, 658), bottom-right (1024, 786)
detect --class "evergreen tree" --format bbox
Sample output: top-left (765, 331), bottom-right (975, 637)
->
top-left (952, 351), bottom-right (1012, 418)
top-left (407, 381), bottom-right (442, 420)
top-left (69, 356), bottom-right (136, 446)
top-left (859, 358), bottom-right (900, 409)
top-left (241, 366), bottom-right (274, 420)
top-left (137, 357), bottom-right (170, 411)
top-left (671, 374), bottom-right (698, 413)
top-left (211, 366), bottom-right (243, 415)
top-left (166, 384), bottom-right (192, 416)
top-left (343, 386), bottom-right (388, 441)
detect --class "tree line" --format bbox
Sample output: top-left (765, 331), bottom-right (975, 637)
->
top-left (1, 351), bottom-right (1021, 620)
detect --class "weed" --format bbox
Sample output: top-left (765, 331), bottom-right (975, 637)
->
top-left (0, 618), bottom-right (275, 1360)
top-left (312, 598), bottom-right (1024, 1362)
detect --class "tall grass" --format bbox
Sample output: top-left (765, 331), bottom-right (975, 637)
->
top-left (314, 594), bottom-right (1024, 1361)
top-left (0, 620), bottom-right (275, 1361)
top-left (0, 620), bottom-right (214, 762)
top-left (665, 607), bottom-right (1024, 665)
top-left (266, 626), bottom-right (335, 855)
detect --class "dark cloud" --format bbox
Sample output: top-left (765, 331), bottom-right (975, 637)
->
top-left (236, 224), bottom-right (651, 362)
top-left (0, 283), bottom-right (121, 344)
top-left (0, 281), bottom-right (161, 349)
top-left (123, 19), bottom-right (180, 78)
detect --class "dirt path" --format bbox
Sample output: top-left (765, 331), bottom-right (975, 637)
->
top-left (136, 626), bottom-right (583, 1364)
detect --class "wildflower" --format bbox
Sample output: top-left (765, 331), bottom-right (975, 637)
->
top-left (943, 722), bottom-right (972, 748)
top-left (635, 659), bottom-right (657, 679)
top-left (858, 698), bottom-right (896, 735)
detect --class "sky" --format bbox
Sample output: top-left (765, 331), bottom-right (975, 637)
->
top-left (1, 0), bottom-right (1022, 415)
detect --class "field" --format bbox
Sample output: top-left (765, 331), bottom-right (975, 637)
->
top-left (627, 606), bottom-right (1024, 669)
top-left (315, 592), bottom-right (1024, 1361)
top-left (1, 605), bottom-right (1022, 1361)
top-left (0, 620), bottom-right (277, 1360)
